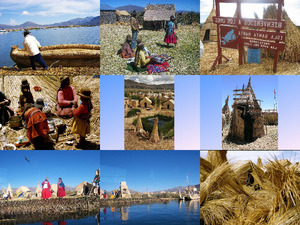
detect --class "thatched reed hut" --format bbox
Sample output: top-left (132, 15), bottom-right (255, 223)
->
top-left (143, 4), bottom-right (176, 30)
top-left (200, 8), bottom-right (217, 41)
top-left (119, 182), bottom-right (131, 198)
top-left (262, 5), bottom-right (300, 62)
top-left (229, 77), bottom-right (264, 142)
top-left (116, 10), bottom-right (131, 22)
top-left (35, 182), bottom-right (42, 198)
top-left (140, 97), bottom-right (152, 108)
top-left (163, 99), bottom-right (174, 110)
top-left (130, 99), bottom-right (139, 108)
top-left (100, 4), bottom-right (117, 25)
top-left (16, 186), bottom-right (31, 198)
top-left (6, 183), bottom-right (13, 198)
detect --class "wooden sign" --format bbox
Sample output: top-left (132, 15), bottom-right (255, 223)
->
top-left (213, 17), bottom-right (285, 30)
top-left (211, 0), bottom-right (285, 73)
top-left (239, 29), bottom-right (285, 42)
top-left (241, 39), bottom-right (285, 51)
top-left (218, 0), bottom-right (282, 3)
top-left (220, 26), bottom-right (238, 49)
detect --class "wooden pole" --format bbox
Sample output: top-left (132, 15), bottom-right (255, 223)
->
top-left (273, 0), bottom-right (283, 73)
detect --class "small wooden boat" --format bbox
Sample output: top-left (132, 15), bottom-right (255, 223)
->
top-left (10, 44), bottom-right (100, 67)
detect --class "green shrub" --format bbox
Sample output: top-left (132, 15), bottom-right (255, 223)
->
top-left (127, 108), bottom-right (141, 118)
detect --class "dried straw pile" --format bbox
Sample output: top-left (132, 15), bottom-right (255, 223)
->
top-left (262, 5), bottom-right (300, 62)
top-left (200, 151), bottom-right (300, 224)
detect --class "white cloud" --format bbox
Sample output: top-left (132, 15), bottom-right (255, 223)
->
top-left (125, 75), bottom-right (174, 85)
top-left (1, 0), bottom-right (100, 17)
top-left (9, 18), bottom-right (17, 25)
top-left (21, 11), bottom-right (30, 15)
top-left (200, 0), bottom-right (300, 25)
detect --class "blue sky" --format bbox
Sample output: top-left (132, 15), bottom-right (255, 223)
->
top-left (200, 75), bottom-right (222, 150)
top-left (222, 76), bottom-right (278, 111)
top-left (200, 75), bottom-right (278, 150)
top-left (0, 151), bottom-right (100, 189)
top-left (100, 75), bottom-right (200, 150)
top-left (101, 0), bottom-right (200, 12)
top-left (100, 151), bottom-right (200, 192)
top-left (100, 75), bottom-right (124, 150)
top-left (0, 0), bottom-right (100, 25)
top-left (200, 0), bottom-right (300, 25)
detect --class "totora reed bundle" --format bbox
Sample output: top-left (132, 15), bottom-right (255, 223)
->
top-left (200, 151), bottom-right (300, 225)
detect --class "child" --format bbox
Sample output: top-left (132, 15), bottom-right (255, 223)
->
top-left (18, 78), bottom-right (34, 115)
top-left (71, 87), bottom-right (93, 147)
top-left (120, 35), bottom-right (135, 58)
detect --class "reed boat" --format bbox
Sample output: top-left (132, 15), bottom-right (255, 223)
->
top-left (10, 44), bottom-right (100, 67)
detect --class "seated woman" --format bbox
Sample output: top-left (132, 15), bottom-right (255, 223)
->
top-left (164, 15), bottom-right (177, 48)
top-left (0, 91), bottom-right (14, 126)
top-left (18, 78), bottom-right (34, 115)
top-left (120, 35), bottom-right (135, 58)
top-left (134, 40), bottom-right (153, 68)
top-left (23, 103), bottom-right (52, 150)
top-left (56, 76), bottom-right (78, 118)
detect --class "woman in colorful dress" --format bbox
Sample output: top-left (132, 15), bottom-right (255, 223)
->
top-left (41, 177), bottom-right (51, 199)
top-left (56, 76), bottom-right (78, 118)
top-left (57, 178), bottom-right (66, 198)
top-left (71, 87), bottom-right (93, 147)
top-left (164, 15), bottom-right (177, 48)
top-left (120, 35), bottom-right (135, 58)
top-left (18, 78), bottom-right (34, 115)
top-left (23, 103), bottom-right (51, 150)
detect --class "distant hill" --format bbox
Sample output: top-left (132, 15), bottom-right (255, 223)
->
top-left (116, 5), bottom-right (144, 13)
top-left (125, 80), bottom-right (174, 91)
top-left (0, 16), bottom-right (100, 30)
top-left (153, 184), bottom-right (200, 193)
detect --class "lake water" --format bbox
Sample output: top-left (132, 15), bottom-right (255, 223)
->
top-left (20, 214), bottom-right (100, 225)
top-left (147, 117), bottom-right (173, 128)
top-left (0, 26), bottom-right (100, 67)
top-left (100, 200), bottom-right (200, 225)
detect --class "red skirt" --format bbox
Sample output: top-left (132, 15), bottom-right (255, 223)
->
top-left (57, 187), bottom-right (66, 198)
top-left (164, 33), bottom-right (177, 44)
top-left (41, 189), bottom-right (51, 199)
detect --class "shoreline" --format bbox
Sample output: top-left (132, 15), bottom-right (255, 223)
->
top-left (1, 25), bottom-right (100, 33)
top-left (100, 197), bottom-right (178, 208)
top-left (0, 196), bottom-right (100, 223)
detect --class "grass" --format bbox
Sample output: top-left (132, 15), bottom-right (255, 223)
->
top-left (100, 24), bottom-right (200, 75)
top-left (126, 108), bottom-right (141, 118)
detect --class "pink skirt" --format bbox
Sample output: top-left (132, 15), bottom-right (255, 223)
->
top-left (57, 187), bottom-right (66, 198)
top-left (41, 189), bottom-right (51, 199)
top-left (164, 34), bottom-right (177, 44)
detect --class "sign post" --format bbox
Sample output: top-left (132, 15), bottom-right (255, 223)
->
top-left (211, 0), bottom-right (285, 73)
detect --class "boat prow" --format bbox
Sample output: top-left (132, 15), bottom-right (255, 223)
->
top-left (10, 44), bottom-right (100, 67)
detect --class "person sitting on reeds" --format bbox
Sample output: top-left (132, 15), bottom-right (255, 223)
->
top-left (18, 78), bottom-right (34, 115)
top-left (23, 29), bottom-right (48, 70)
top-left (57, 178), bottom-right (66, 198)
top-left (56, 76), bottom-right (78, 118)
top-left (0, 91), bottom-right (14, 126)
top-left (120, 35), bottom-right (135, 58)
top-left (164, 16), bottom-right (177, 48)
top-left (71, 87), bottom-right (93, 147)
top-left (41, 177), bottom-right (51, 199)
top-left (134, 40), bottom-right (154, 68)
top-left (22, 103), bottom-right (52, 150)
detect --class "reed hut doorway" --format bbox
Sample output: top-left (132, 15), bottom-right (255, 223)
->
top-left (204, 29), bottom-right (210, 41)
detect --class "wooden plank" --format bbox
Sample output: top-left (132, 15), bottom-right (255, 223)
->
top-left (213, 17), bottom-right (285, 30)
top-left (242, 38), bottom-right (285, 51)
top-left (239, 29), bottom-right (285, 42)
top-left (217, 0), bottom-right (281, 3)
